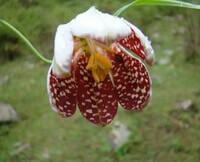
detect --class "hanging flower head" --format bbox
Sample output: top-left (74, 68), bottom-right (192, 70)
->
top-left (47, 7), bottom-right (155, 126)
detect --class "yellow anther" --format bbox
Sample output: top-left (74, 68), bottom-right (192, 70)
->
top-left (86, 53), bottom-right (112, 83)
top-left (92, 66), bottom-right (100, 83)
top-left (86, 54), bottom-right (94, 70)
top-left (95, 53), bottom-right (112, 69)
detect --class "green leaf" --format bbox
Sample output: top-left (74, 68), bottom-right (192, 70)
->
top-left (114, 0), bottom-right (200, 16)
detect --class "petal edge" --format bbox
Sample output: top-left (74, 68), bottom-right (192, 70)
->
top-left (53, 24), bottom-right (74, 77)
top-left (111, 48), bottom-right (152, 110)
top-left (47, 66), bottom-right (77, 117)
top-left (117, 19), bottom-right (155, 66)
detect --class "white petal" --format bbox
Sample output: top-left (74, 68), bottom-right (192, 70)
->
top-left (69, 6), bottom-right (131, 43)
top-left (53, 24), bottom-right (74, 77)
top-left (122, 18), bottom-right (155, 65)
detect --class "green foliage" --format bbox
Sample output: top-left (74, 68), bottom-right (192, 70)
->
top-left (0, 31), bottom-right (21, 61)
top-left (114, 0), bottom-right (200, 16)
top-left (0, 20), bottom-right (52, 64)
top-left (0, 0), bottom-right (93, 62)
top-left (1, 0), bottom-right (194, 63)
top-left (0, 0), bottom-right (200, 161)
top-left (183, 10), bottom-right (200, 63)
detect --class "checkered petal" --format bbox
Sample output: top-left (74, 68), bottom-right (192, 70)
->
top-left (75, 55), bottom-right (118, 126)
top-left (117, 19), bottom-right (155, 66)
top-left (111, 49), bottom-right (152, 110)
top-left (47, 67), bottom-right (77, 117)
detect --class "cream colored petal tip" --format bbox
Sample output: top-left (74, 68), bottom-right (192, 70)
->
top-left (69, 6), bottom-right (131, 43)
top-left (53, 24), bottom-right (74, 77)
top-left (122, 18), bottom-right (155, 65)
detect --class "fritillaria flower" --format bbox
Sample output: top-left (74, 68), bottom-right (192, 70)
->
top-left (47, 7), bottom-right (155, 126)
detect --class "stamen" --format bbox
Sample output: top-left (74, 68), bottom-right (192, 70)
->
top-left (95, 53), bottom-right (112, 69)
top-left (85, 39), bottom-right (113, 83)
top-left (86, 54), bottom-right (94, 70)
top-left (86, 53), bottom-right (112, 83)
top-left (74, 39), bottom-right (87, 52)
top-left (92, 65), bottom-right (100, 83)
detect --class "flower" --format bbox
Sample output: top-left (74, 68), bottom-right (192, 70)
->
top-left (47, 7), bottom-right (155, 126)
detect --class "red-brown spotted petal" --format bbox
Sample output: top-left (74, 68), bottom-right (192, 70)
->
top-left (118, 31), bottom-right (146, 59)
top-left (117, 21), bottom-right (154, 66)
top-left (47, 67), bottom-right (77, 117)
top-left (111, 49), bottom-right (151, 110)
top-left (75, 55), bottom-right (118, 126)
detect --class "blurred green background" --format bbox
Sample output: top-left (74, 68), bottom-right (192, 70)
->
top-left (0, 0), bottom-right (200, 161)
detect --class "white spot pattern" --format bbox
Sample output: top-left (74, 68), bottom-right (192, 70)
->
top-left (75, 56), bottom-right (118, 126)
top-left (111, 48), bottom-right (151, 110)
top-left (48, 69), bottom-right (77, 117)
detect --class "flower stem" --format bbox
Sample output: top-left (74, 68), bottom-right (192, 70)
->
top-left (0, 19), bottom-right (52, 64)
top-left (114, 0), bottom-right (200, 16)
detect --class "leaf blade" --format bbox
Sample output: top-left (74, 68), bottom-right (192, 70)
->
top-left (114, 0), bottom-right (200, 16)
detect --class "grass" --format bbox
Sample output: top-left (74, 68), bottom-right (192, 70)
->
top-left (0, 0), bottom-right (200, 162)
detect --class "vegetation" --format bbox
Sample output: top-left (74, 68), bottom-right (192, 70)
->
top-left (0, 0), bottom-right (200, 161)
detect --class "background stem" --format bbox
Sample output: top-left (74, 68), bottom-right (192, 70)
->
top-left (0, 19), bottom-right (52, 64)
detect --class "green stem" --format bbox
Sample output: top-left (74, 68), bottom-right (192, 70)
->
top-left (0, 19), bottom-right (52, 64)
top-left (114, 0), bottom-right (200, 16)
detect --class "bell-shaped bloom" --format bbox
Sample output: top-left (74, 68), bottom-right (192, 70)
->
top-left (47, 7), bottom-right (155, 126)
